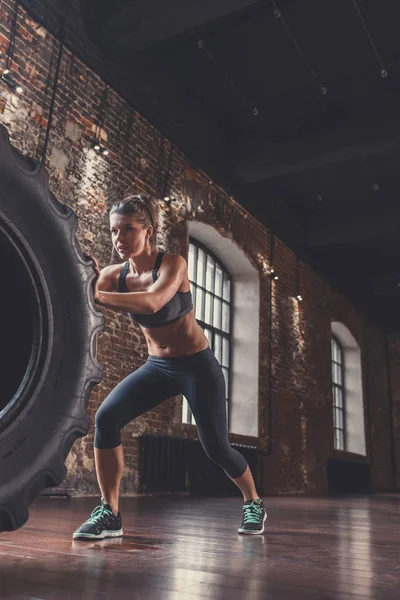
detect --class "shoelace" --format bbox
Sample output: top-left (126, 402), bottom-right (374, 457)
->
top-left (242, 502), bottom-right (263, 524)
top-left (84, 504), bottom-right (114, 526)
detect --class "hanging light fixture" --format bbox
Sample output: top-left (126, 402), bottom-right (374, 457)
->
top-left (270, 268), bottom-right (279, 281)
top-left (352, 0), bottom-right (388, 78)
top-left (272, 1), bottom-right (328, 95)
top-left (1, 1), bottom-right (24, 95)
top-left (193, 29), bottom-right (261, 117)
top-left (269, 234), bottom-right (279, 281)
top-left (91, 140), bottom-right (108, 155)
top-left (295, 257), bottom-right (303, 302)
top-left (92, 84), bottom-right (109, 158)
top-left (361, 157), bottom-right (381, 194)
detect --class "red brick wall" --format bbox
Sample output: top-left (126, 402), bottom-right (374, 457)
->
top-left (0, 1), bottom-right (398, 496)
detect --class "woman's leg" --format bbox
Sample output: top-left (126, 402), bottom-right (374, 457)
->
top-left (229, 465), bottom-right (259, 501)
top-left (183, 349), bottom-right (261, 502)
top-left (94, 362), bottom-right (180, 514)
top-left (94, 446), bottom-right (124, 516)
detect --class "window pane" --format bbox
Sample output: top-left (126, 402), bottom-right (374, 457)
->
top-left (334, 423), bottom-right (344, 451)
top-left (205, 292), bottom-right (213, 325)
top-left (333, 386), bottom-right (337, 407)
top-left (206, 255), bottom-right (214, 292)
top-left (222, 301), bottom-right (230, 333)
top-left (332, 339), bottom-right (339, 363)
top-left (203, 327), bottom-right (212, 343)
top-left (222, 337), bottom-right (229, 367)
top-left (213, 298), bottom-right (222, 329)
top-left (335, 408), bottom-right (340, 430)
top-left (188, 245), bottom-right (196, 281)
top-left (336, 388), bottom-right (343, 408)
top-left (338, 408), bottom-right (344, 430)
top-left (223, 275), bottom-right (231, 301)
top-left (215, 264), bottom-right (223, 297)
top-left (182, 395), bottom-right (192, 424)
top-left (337, 364), bottom-right (343, 385)
top-left (331, 339), bottom-right (336, 362)
top-left (195, 287), bottom-right (204, 320)
top-left (197, 248), bottom-right (205, 287)
top-left (335, 363), bottom-right (341, 385)
top-left (334, 429), bottom-right (339, 449)
top-left (214, 334), bottom-right (222, 363)
top-left (333, 363), bottom-right (341, 386)
top-left (336, 346), bottom-right (343, 365)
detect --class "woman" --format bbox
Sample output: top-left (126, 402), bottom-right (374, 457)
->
top-left (73, 195), bottom-right (266, 540)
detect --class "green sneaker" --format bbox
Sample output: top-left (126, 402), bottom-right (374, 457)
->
top-left (73, 498), bottom-right (123, 540)
top-left (238, 499), bottom-right (267, 535)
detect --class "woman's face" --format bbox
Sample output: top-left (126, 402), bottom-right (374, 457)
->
top-left (110, 213), bottom-right (151, 259)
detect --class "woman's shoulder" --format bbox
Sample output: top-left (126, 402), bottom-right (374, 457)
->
top-left (101, 262), bottom-right (127, 289)
top-left (102, 262), bottom-right (127, 275)
top-left (160, 251), bottom-right (187, 266)
top-left (159, 252), bottom-right (187, 276)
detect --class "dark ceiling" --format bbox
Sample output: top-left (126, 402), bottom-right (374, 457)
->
top-left (20, 0), bottom-right (400, 330)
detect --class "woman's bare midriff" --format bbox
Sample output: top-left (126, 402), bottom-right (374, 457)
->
top-left (143, 311), bottom-right (209, 357)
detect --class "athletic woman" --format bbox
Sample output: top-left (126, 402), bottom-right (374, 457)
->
top-left (73, 195), bottom-right (266, 539)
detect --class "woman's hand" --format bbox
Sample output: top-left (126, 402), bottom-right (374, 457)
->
top-left (84, 253), bottom-right (101, 303)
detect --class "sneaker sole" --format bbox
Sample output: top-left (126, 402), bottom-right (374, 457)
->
top-left (237, 512), bottom-right (267, 535)
top-left (72, 528), bottom-right (123, 540)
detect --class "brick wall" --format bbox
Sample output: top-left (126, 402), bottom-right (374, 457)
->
top-left (0, 1), bottom-right (398, 496)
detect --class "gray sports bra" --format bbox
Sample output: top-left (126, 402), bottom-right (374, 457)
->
top-left (118, 251), bottom-right (193, 328)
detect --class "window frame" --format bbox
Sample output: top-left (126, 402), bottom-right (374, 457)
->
top-left (332, 335), bottom-right (346, 451)
top-left (185, 237), bottom-right (233, 427)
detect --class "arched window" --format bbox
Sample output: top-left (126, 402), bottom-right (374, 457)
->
top-left (187, 221), bottom-right (260, 437)
top-left (331, 322), bottom-right (366, 455)
top-left (332, 335), bottom-right (345, 451)
top-left (182, 239), bottom-right (232, 425)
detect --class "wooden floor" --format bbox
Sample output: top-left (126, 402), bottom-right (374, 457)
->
top-left (0, 494), bottom-right (399, 599)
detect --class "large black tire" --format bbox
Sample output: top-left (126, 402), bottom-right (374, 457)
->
top-left (0, 124), bottom-right (104, 531)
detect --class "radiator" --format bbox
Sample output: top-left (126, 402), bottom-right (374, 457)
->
top-left (139, 435), bottom-right (261, 495)
top-left (187, 440), bottom-right (260, 495)
top-left (139, 435), bottom-right (188, 493)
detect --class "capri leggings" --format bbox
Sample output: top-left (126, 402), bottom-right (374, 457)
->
top-left (94, 346), bottom-right (248, 479)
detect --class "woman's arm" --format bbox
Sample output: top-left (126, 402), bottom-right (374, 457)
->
top-left (95, 254), bottom-right (187, 314)
top-left (96, 264), bottom-right (118, 292)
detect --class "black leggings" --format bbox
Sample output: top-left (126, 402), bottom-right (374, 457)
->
top-left (94, 347), bottom-right (248, 479)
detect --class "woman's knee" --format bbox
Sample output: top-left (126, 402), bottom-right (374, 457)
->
top-left (95, 402), bottom-right (119, 430)
top-left (202, 439), bottom-right (230, 465)
top-left (202, 441), bottom-right (248, 478)
top-left (94, 403), bottom-right (123, 449)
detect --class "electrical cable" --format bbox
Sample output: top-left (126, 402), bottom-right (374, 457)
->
top-left (41, 1), bottom-right (69, 164)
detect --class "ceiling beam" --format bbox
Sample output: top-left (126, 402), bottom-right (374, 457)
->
top-left (79, 0), bottom-right (263, 58)
top-left (18, 0), bottom-right (232, 182)
top-left (235, 133), bottom-right (400, 182)
top-left (307, 205), bottom-right (400, 248)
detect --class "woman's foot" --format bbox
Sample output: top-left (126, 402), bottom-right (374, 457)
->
top-left (238, 499), bottom-right (267, 535)
top-left (73, 498), bottom-right (123, 540)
